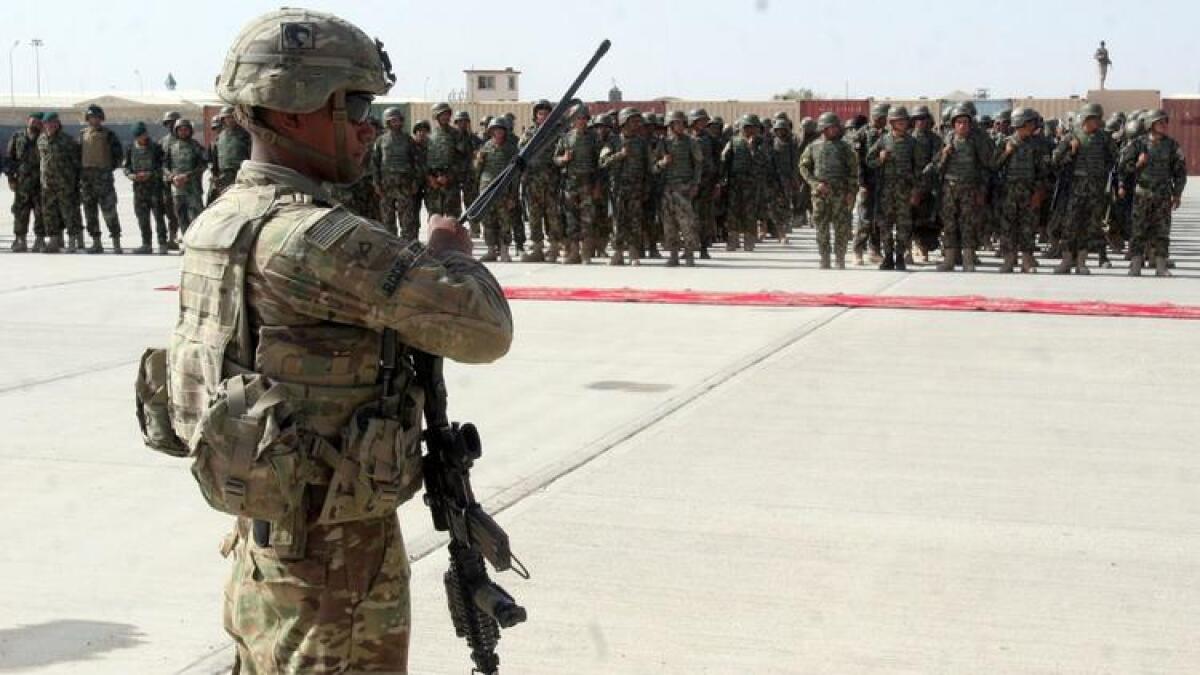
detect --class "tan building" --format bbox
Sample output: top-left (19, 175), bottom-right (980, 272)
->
top-left (464, 68), bottom-right (521, 102)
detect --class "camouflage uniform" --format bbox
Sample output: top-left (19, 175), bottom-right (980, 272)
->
top-left (851, 115), bottom-right (887, 260)
top-left (37, 125), bottom-right (84, 249)
top-left (992, 126), bottom-right (1049, 270)
top-left (642, 117), bottom-right (666, 257)
top-left (934, 116), bottom-right (994, 270)
top-left (591, 117), bottom-right (620, 256)
top-left (328, 154), bottom-right (381, 222)
top-left (600, 113), bottom-right (653, 264)
top-left (554, 119), bottom-right (599, 263)
top-left (163, 125), bottom-right (209, 234)
top-left (794, 122), bottom-right (819, 226)
top-left (426, 112), bottom-right (467, 218)
top-left (689, 112), bottom-right (719, 257)
top-left (654, 120), bottom-right (703, 264)
top-left (475, 128), bottom-right (519, 261)
top-left (373, 127), bottom-right (421, 240)
top-left (800, 126), bottom-right (860, 268)
top-left (5, 123), bottom-right (43, 246)
top-left (78, 123), bottom-right (124, 246)
top-left (720, 122), bottom-right (767, 251)
top-left (124, 132), bottom-right (170, 251)
top-left (212, 123), bottom-right (251, 200)
top-left (866, 122), bottom-right (920, 269)
top-left (770, 124), bottom-right (801, 236)
top-left (158, 119), bottom-right (182, 242)
top-left (520, 112), bottom-right (562, 259)
top-left (1052, 118), bottom-right (1118, 271)
top-left (159, 12), bottom-right (513, 675)
top-left (910, 121), bottom-right (944, 257)
top-left (1119, 117), bottom-right (1187, 273)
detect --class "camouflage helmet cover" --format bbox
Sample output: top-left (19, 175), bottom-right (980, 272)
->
top-left (887, 106), bottom-right (909, 121)
top-left (175, 118), bottom-right (194, 130)
top-left (911, 105), bottom-right (931, 119)
top-left (383, 106), bottom-right (405, 121)
top-left (772, 118), bottom-right (790, 130)
top-left (218, 105), bottom-right (235, 118)
top-left (618, 107), bottom-right (643, 126)
top-left (667, 110), bottom-right (687, 125)
top-left (870, 102), bottom-right (890, 119)
top-left (1079, 103), bottom-right (1104, 121)
top-left (1124, 118), bottom-right (1144, 136)
top-left (486, 116), bottom-right (507, 132)
top-left (687, 108), bottom-right (710, 124)
top-left (949, 104), bottom-right (972, 122)
top-left (1144, 108), bottom-right (1168, 125)
top-left (453, 110), bottom-right (471, 122)
top-left (816, 111), bottom-right (841, 131)
top-left (533, 99), bottom-right (553, 113)
top-left (161, 110), bottom-right (181, 124)
top-left (995, 109), bottom-right (1012, 123)
top-left (740, 113), bottom-right (762, 129)
top-left (431, 102), bottom-right (452, 117)
top-left (709, 115), bottom-right (724, 127)
top-left (217, 8), bottom-right (395, 113)
top-left (412, 119), bottom-right (430, 133)
top-left (1011, 107), bottom-right (1037, 128)
top-left (84, 104), bottom-right (105, 120)
top-left (800, 116), bottom-right (816, 132)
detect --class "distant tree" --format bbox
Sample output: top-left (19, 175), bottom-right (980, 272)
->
top-left (773, 87), bottom-right (816, 101)
top-left (165, 73), bottom-right (177, 91)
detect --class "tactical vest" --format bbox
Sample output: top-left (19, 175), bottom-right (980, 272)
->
top-left (812, 140), bottom-right (851, 182)
top-left (38, 134), bottom-right (78, 187)
top-left (378, 130), bottom-right (415, 176)
top-left (943, 135), bottom-right (980, 182)
top-left (80, 128), bottom-right (112, 169)
top-left (562, 129), bottom-right (597, 178)
top-left (880, 134), bottom-right (916, 181)
top-left (522, 125), bottom-right (555, 171)
top-left (693, 133), bottom-right (716, 180)
top-left (479, 138), bottom-right (515, 188)
top-left (216, 128), bottom-right (250, 172)
top-left (1136, 136), bottom-right (1179, 189)
top-left (127, 142), bottom-right (159, 173)
top-left (427, 125), bottom-right (457, 171)
top-left (170, 139), bottom-right (205, 173)
top-left (912, 129), bottom-right (939, 169)
top-left (1072, 130), bottom-right (1111, 179)
top-left (773, 137), bottom-right (799, 179)
top-left (1003, 136), bottom-right (1039, 183)
top-left (10, 133), bottom-right (39, 178)
top-left (615, 135), bottom-right (648, 187)
top-left (664, 134), bottom-right (696, 185)
top-left (728, 137), bottom-right (753, 177)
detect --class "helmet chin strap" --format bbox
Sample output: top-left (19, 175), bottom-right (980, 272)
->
top-left (235, 91), bottom-right (362, 184)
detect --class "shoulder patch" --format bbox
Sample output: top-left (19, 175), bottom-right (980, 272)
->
top-left (304, 207), bottom-right (360, 251)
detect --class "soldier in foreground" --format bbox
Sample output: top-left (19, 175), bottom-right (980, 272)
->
top-left (1052, 103), bottom-right (1117, 274)
top-left (155, 9), bottom-right (511, 673)
top-left (78, 105), bottom-right (124, 253)
top-left (866, 106), bottom-right (920, 270)
top-left (799, 112), bottom-right (860, 269)
top-left (5, 112), bottom-right (43, 252)
top-left (992, 108), bottom-right (1048, 273)
top-left (1119, 109), bottom-right (1187, 276)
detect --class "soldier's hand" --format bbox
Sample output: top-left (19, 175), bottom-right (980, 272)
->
top-left (1069, 137), bottom-right (1080, 155)
top-left (878, 150), bottom-right (890, 163)
top-left (661, 152), bottom-right (672, 166)
top-left (1172, 195), bottom-right (1182, 211)
top-left (1004, 141), bottom-right (1015, 157)
top-left (1136, 152), bottom-right (1149, 169)
top-left (562, 150), bottom-right (573, 163)
top-left (940, 145), bottom-right (954, 159)
top-left (427, 215), bottom-right (473, 258)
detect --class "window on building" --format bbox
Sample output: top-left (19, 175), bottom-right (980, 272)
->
top-left (507, 75), bottom-right (516, 91)
top-left (477, 75), bottom-right (495, 90)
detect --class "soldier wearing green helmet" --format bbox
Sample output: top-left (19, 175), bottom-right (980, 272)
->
top-left (865, 105), bottom-right (920, 270)
top-left (1050, 102), bottom-right (1119, 274)
top-left (5, 111), bottom-right (44, 252)
top-left (426, 102), bottom-right (469, 218)
top-left (454, 111), bottom-right (482, 226)
top-left (720, 113), bottom-right (768, 251)
top-left (934, 104), bottom-right (994, 271)
top-left (151, 12), bottom-right (511, 675)
top-left (909, 104), bottom-right (944, 263)
top-left (793, 117), bottom-right (820, 228)
top-left (37, 110), bottom-right (84, 253)
top-left (552, 103), bottom-right (600, 264)
top-left (123, 119), bottom-right (169, 254)
top-left (78, 103), bottom-right (125, 253)
top-left (519, 98), bottom-right (563, 262)
top-left (800, 112), bottom-right (860, 268)
top-left (687, 108), bottom-right (718, 258)
top-left (992, 107), bottom-right (1049, 273)
top-left (850, 102), bottom-right (890, 265)
top-left (156, 111), bottom-right (183, 247)
top-left (600, 107), bottom-right (653, 265)
top-left (373, 106), bottom-right (421, 239)
top-left (162, 118), bottom-right (208, 234)
top-left (476, 116), bottom-right (520, 261)
top-left (770, 116), bottom-right (802, 241)
top-left (652, 110), bottom-right (704, 266)
top-left (1118, 108), bottom-right (1187, 276)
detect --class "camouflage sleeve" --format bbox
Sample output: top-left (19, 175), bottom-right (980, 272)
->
top-left (3, 136), bottom-right (14, 176)
top-left (1051, 137), bottom-right (1072, 168)
top-left (259, 207), bottom-right (513, 364)
top-left (1117, 138), bottom-right (1139, 177)
top-left (689, 138), bottom-right (703, 189)
top-left (552, 135), bottom-right (569, 167)
top-left (864, 136), bottom-right (884, 169)
top-left (598, 143), bottom-right (622, 170)
top-left (1171, 142), bottom-right (1188, 197)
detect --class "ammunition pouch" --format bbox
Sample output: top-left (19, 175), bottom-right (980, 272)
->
top-left (134, 348), bottom-right (189, 457)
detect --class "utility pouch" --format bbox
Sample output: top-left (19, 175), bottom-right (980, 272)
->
top-left (134, 348), bottom-right (188, 457)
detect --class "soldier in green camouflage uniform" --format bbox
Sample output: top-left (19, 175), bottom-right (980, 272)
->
top-left (1051, 103), bottom-right (1118, 274)
top-left (866, 106), bottom-right (921, 271)
top-left (37, 112), bottom-right (83, 254)
top-left (688, 108), bottom-right (718, 259)
top-left (600, 108), bottom-right (652, 266)
top-left (476, 117), bottom-right (519, 262)
top-left (1119, 108), bottom-right (1187, 276)
top-left (795, 117), bottom-right (819, 228)
top-left (123, 121), bottom-right (169, 254)
top-left (163, 119), bottom-right (209, 234)
top-left (154, 13), bottom-right (512, 675)
top-left (373, 107), bottom-right (421, 239)
top-left (720, 114), bottom-right (767, 252)
top-left (654, 111), bottom-right (703, 266)
top-left (519, 100), bottom-right (561, 262)
top-left (851, 103), bottom-right (888, 265)
top-left (78, 104), bottom-right (124, 253)
top-left (800, 112), bottom-right (860, 269)
top-left (991, 108), bottom-right (1049, 273)
top-left (934, 105), bottom-right (993, 272)
top-left (643, 114), bottom-right (668, 258)
top-left (157, 111), bottom-right (183, 249)
top-left (770, 117), bottom-right (800, 243)
top-left (553, 105), bottom-right (598, 264)
top-left (591, 113), bottom-right (619, 258)
top-left (455, 111), bottom-right (480, 214)
top-left (909, 105), bottom-right (943, 263)
top-left (5, 112), bottom-right (43, 252)
top-left (210, 105), bottom-right (251, 203)
top-left (426, 102), bottom-right (467, 218)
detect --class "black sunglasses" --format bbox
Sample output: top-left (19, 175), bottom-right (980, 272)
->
top-left (344, 93), bottom-right (375, 124)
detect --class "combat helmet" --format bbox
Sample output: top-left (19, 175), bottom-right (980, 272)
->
top-left (1144, 108), bottom-right (1168, 126)
top-left (959, 101), bottom-right (978, 118)
top-left (774, 110), bottom-right (791, 121)
top-left (1105, 113), bottom-right (1123, 133)
top-left (709, 115), bottom-right (724, 128)
top-left (980, 114), bottom-right (994, 127)
top-left (772, 117), bottom-right (791, 131)
top-left (210, 114), bottom-right (222, 130)
top-left (870, 102), bottom-right (890, 119)
top-left (667, 110), bottom-right (688, 126)
top-left (911, 105), bottom-right (931, 119)
top-left (800, 117), bottom-right (816, 133)
top-left (217, 8), bottom-right (396, 183)
top-left (486, 116), bottom-right (508, 133)
top-left (687, 108), bottom-right (710, 125)
top-left (218, 105), bottom-right (235, 118)
top-left (570, 103), bottom-right (591, 120)
top-left (1078, 103), bottom-right (1104, 121)
top-left (949, 104), bottom-right (973, 123)
top-left (533, 99), bottom-right (553, 114)
top-left (1124, 117), bottom-right (1144, 137)
top-left (83, 104), bottom-right (105, 121)
top-left (175, 118), bottom-right (194, 133)
top-left (383, 106), bottom-right (405, 122)
top-left (430, 102), bottom-right (452, 118)
top-left (887, 106), bottom-right (910, 121)
top-left (618, 107), bottom-right (643, 127)
top-left (453, 110), bottom-right (471, 123)
top-left (994, 109), bottom-right (1012, 125)
top-left (816, 111), bottom-right (841, 131)
top-left (1011, 107), bottom-right (1037, 128)
top-left (739, 113), bottom-right (762, 129)
top-left (161, 110), bottom-right (181, 126)
top-left (412, 119), bottom-right (430, 133)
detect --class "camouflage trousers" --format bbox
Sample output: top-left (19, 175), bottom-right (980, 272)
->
top-left (779, 178), bottom-right (801, 227)
top-left (610, 186), bottom-right (644, 251)
top-left (812, 183), bottom-right (855, 257)
top-left (694, 180), bottom-right (717, 244)
top-left (853, 179), bottom-right (881, 254)
top-left (225, 514), bottom-right (411, 675)
top-left (643, 184), bottom-right (663, 247)
top-left (424, 175), bottom-right (462, 218)
top-left (482, 189), bottom-right (519, 248)
top-left (794, 181), bottom-right (812, 226)
top-left (378, 175), bottom-right (421, 241)
top-left (1059, 177), bottom-right (1107, 255)
top-left (41, 182), bottom-right (82, 236)
top-left (876, 179), bottom-right (915, 252)
top-left (998, 181), bottom-right (1038, 254)
top-left (725, 179), bottom-right (761, 234)
top-left (162, 180), bottom-right (180, 236)
top-left (461, 171), bottom-right (479, 212)
top-left (9, 180), bottom-right (42, 237)
top-left (173, 186), bottom-right (204, 234)
top-left (522, 170), bottom-right (560, 244)
top-left (939, 181), bottom-right (981, 250)
top-left (659, 184), bottom-right (699, 253)
top-left (1130, 188), bottom-right (1174, 257)
top-left (80, 167), bottom-right (121, 237)
top-left (132, 179), bottom-right (168, 244)
top-left (912, 189), bottom-right (940, 252)
top-left (561, 176), bottom-right (595, 243)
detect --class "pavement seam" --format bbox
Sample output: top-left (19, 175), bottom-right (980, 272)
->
top-left (0, 265), bottom-right (177, 296)
top-left (0, 357), bottom-right (138, 397)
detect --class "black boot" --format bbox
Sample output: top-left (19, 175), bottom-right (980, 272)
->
top-left (894, 244), bottom-right (907, 271)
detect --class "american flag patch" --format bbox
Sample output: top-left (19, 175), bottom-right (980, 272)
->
top-left (304, 207), bottom-right (359, 250)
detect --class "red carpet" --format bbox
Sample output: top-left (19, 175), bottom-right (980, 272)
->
top-left (154, 285), bottom-right (1200, 320)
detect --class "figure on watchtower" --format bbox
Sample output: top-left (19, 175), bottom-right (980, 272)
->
top-left (1095, 41), bottom-right (1112, 90)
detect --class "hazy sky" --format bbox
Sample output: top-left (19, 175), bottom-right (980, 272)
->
top-left (3, 0), bottom-right (1198, 101)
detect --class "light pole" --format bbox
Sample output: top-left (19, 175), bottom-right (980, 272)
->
top-left (8, 40), bottom-right (18, 107)
top-left (30, 38), bottom-right (43, 98)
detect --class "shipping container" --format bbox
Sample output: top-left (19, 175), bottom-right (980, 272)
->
top-left (1009, 97), bottom-right (1084, 123)
top-left (673, 100), bottom-right (800, 126)
top-left (1086, 89), bottom-right (1160, 116)
top-left (798, 99), bottom-right (870, 123)
top-left (1163, 97), bottom-right (1200, 176)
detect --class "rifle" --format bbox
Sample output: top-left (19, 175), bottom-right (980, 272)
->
top-left (421, 39), bottom-right (610, 675)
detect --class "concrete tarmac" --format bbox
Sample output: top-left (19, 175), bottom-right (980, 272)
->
top-left (1, 181), bottom-right (1198, 674)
